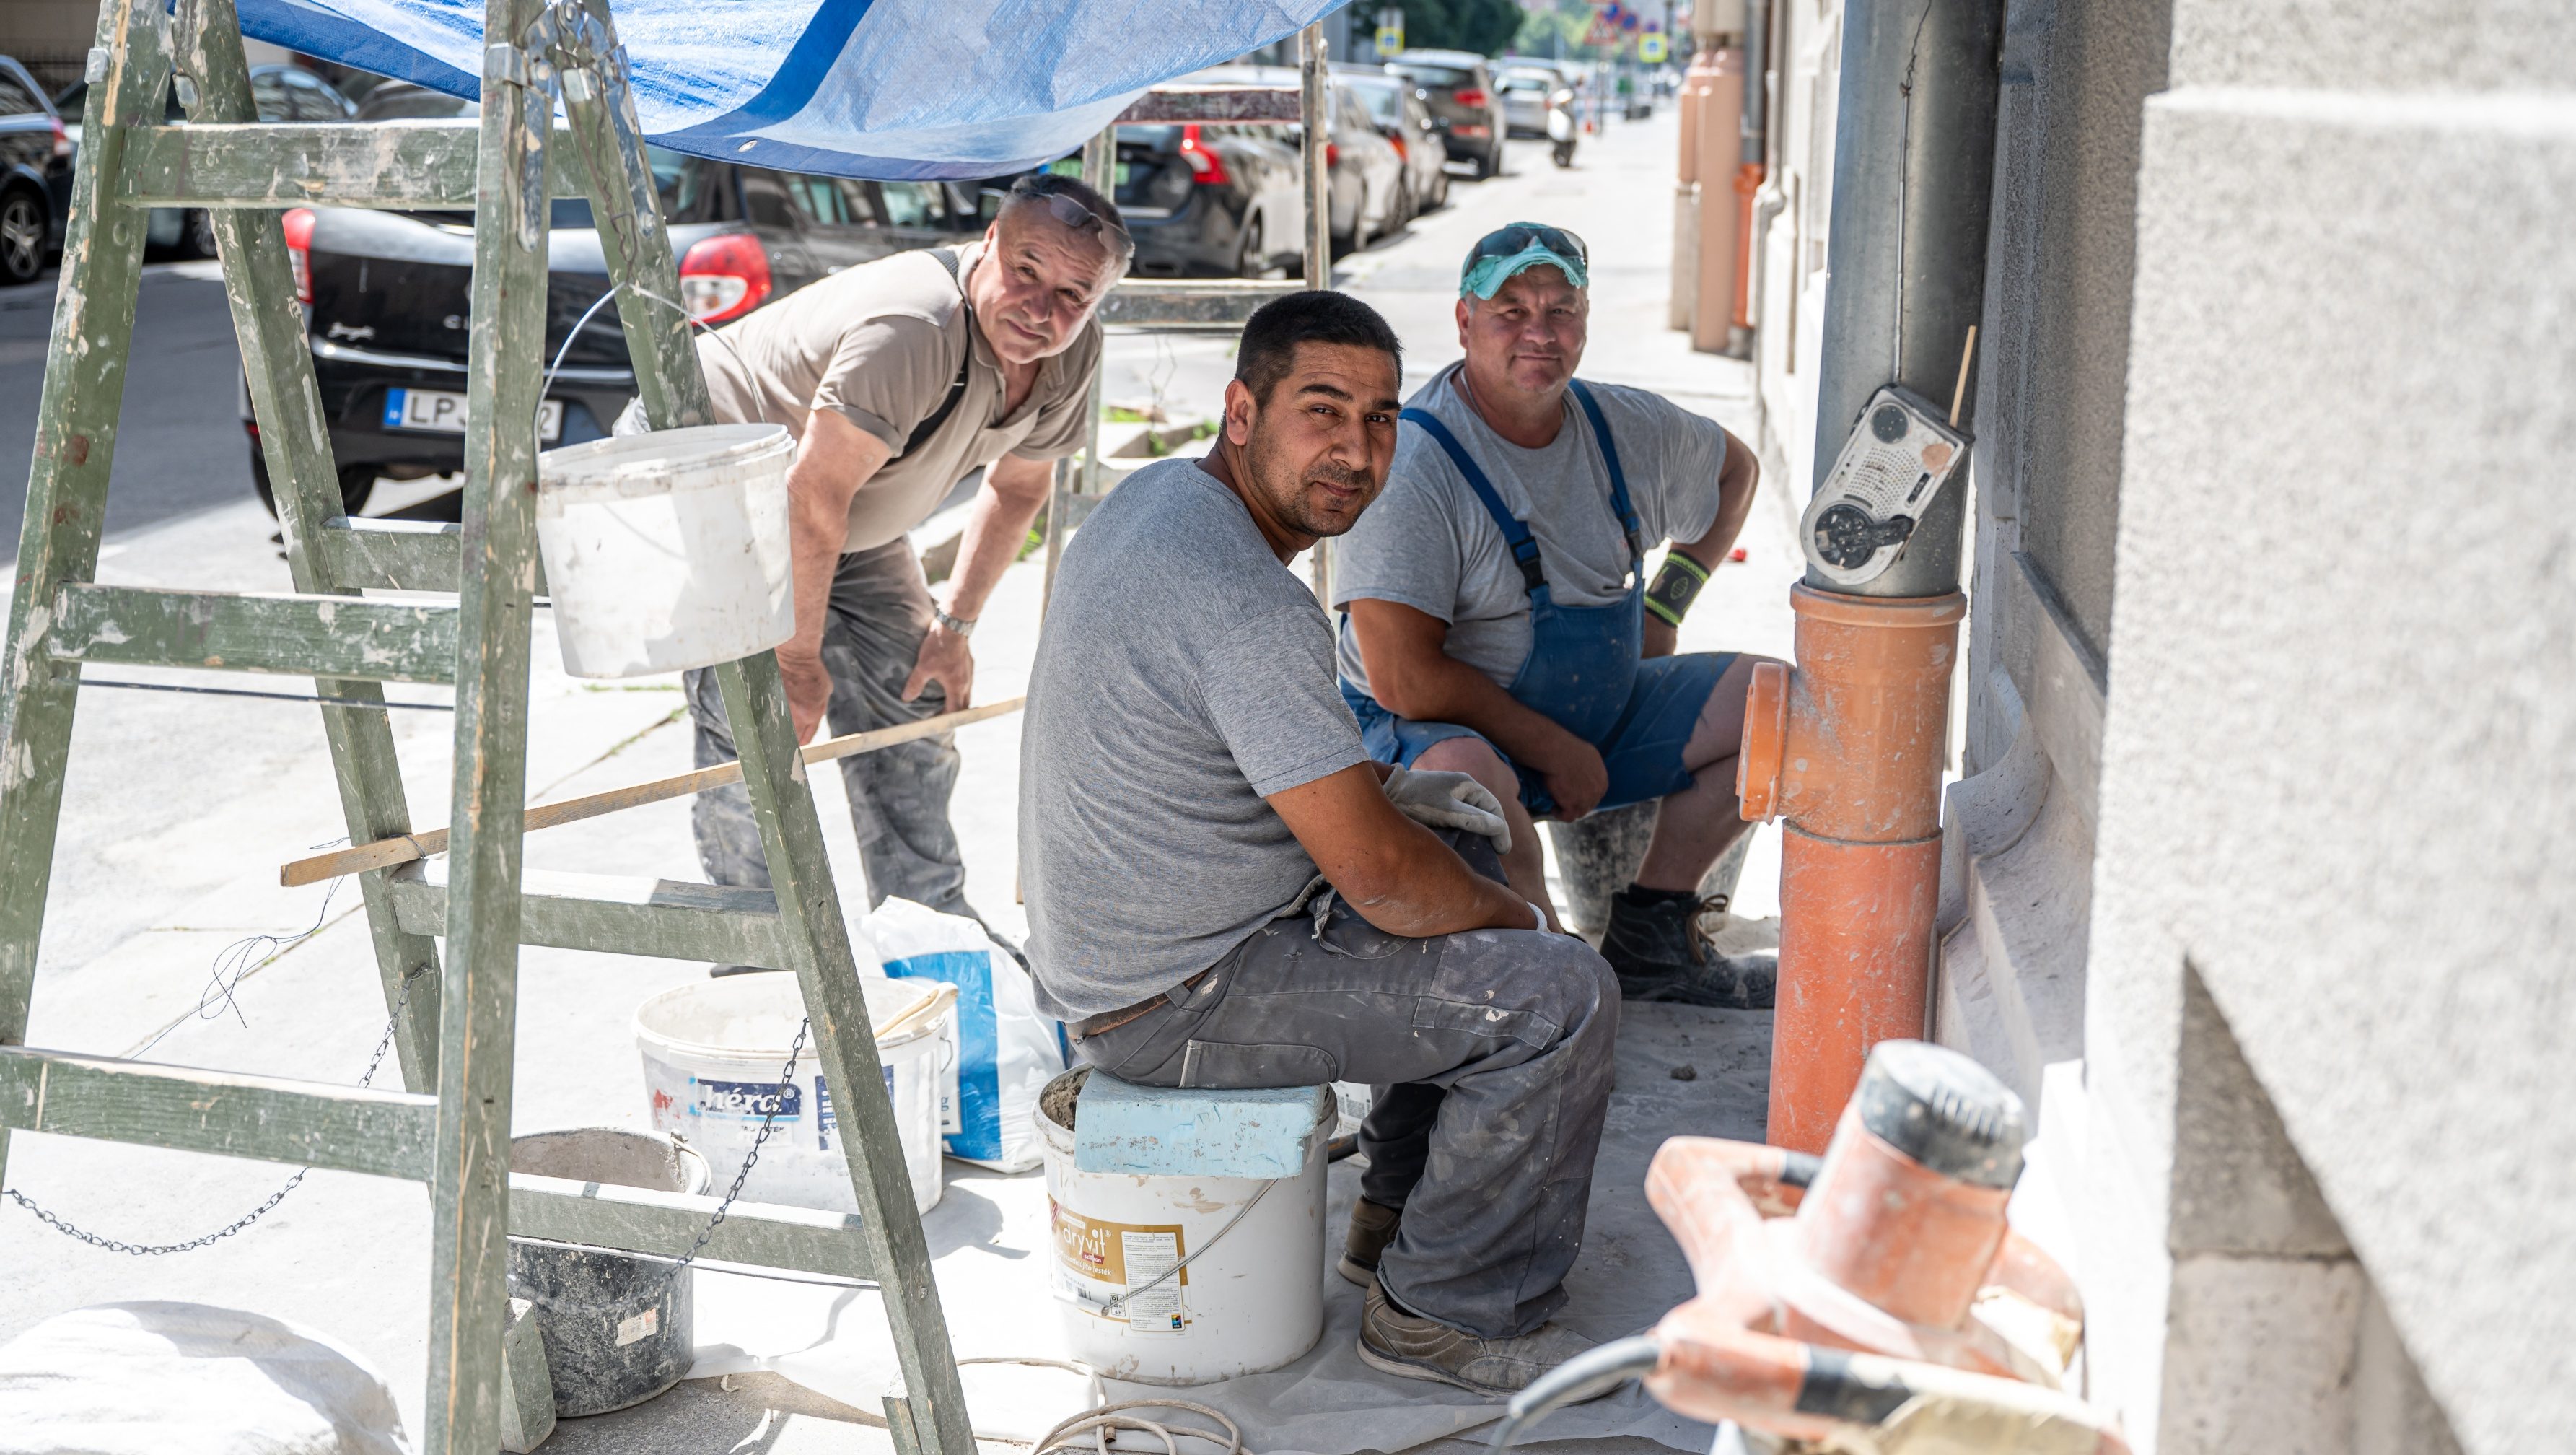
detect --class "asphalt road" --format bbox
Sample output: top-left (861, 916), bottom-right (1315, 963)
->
top-left (0, 260), bottom-right (254, 561)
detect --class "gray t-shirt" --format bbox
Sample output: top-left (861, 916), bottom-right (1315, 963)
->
top-left (1020, 458), bottom-right (1370, 1018)
top-left (1331, 364), bottom-right (1730, 694)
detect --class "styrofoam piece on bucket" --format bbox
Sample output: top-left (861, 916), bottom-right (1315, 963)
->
top-left (1040, 1070), bottom-right (1335, 1385)
top-left (535, 423), bottom-right (796, 679)
top-left (634, 974), bottom-right (956, 1216)
top-left (1072, 1074), bottom-right (1332, 1179)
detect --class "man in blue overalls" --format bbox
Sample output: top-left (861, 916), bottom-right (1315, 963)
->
top-left (1333, 222), bottom-right (1782, 1009)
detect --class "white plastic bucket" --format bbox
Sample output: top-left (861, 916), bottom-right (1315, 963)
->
top-left (635, 975), bottom-right (956, 1216)
top-left (1037, 1070), bottom-right (1333, 1386)
top-left (535, 423), bottom-right (797, 678)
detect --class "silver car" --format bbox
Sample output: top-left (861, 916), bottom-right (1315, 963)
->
top-left (1497, 68), bottom-right (1563, 139)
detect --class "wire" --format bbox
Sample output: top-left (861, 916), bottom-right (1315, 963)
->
top-left (77, 677), bottom-right (454, 712)
top-left (1486, 1335), bottom-right (1662, 1451)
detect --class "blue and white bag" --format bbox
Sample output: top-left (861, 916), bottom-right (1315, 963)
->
top-left (864, 898), bottom-right (1064, 1172)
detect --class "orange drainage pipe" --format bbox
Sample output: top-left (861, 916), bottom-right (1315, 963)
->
top-left (1738, 585), bottom-right (1966, 1153)
top-left (1731, 161), bottom-right (1764, 333)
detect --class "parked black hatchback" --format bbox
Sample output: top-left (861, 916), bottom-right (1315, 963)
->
top-left (1385, 49), bottom-right (1504, 179)
top-left (0, 56), bottom-right (75, 285)
top-left (252, 82), bottom-right (984, 519)
top-left (1099, 119), bottom-right (1305, 278)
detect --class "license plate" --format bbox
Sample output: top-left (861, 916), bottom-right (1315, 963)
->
top-left (1048, 157), bottom-right (1131, 186)
top-left (385, 387), bottom-right (563, 443)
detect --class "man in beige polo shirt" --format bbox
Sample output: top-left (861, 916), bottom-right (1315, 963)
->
top-left (623, 173), bottom-right (1129, 943)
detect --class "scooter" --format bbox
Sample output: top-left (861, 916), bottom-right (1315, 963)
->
top-left (1547, 89), bottom-right (1577, 168)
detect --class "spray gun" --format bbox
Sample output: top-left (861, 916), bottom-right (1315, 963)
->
top-left (1491, 1041), bottom-right (2129, 1455)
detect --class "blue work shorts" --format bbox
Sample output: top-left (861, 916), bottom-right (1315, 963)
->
top-left (1340, 651), bottom-right (1738, 818)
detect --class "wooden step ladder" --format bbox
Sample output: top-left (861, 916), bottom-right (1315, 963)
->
top-left (0, 2), bottom-right (973, 1451)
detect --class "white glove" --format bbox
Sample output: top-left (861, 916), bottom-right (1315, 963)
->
top-left (1382, 765), bottom-right (1512, 854)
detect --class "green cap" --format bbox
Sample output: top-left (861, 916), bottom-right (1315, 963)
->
top-left (1460, 222), bottom-right (1591, 299)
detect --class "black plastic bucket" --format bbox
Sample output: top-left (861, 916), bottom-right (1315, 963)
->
top-left (508, 1127), bottom-right (711, 1417)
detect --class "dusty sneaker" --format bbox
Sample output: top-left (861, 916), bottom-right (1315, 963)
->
top-left (1356, 1281), bottom-right (1598, 1395)
top-left (1598, 888), bottom-right (1777, 1010)
top-left (1339, 1197), bottom-right (1401, 1287)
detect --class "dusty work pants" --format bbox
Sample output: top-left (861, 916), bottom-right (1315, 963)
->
top-left (683, 538), bottom-right (971, 919)
top-left (1073, 834), bottom-right (1620, 1340)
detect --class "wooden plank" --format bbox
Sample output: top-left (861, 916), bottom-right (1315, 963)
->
top-left (319, 517), bottom-right (554, 595)
top-left (115, 120), bottom-right (590, 209)
top-left (283, 698), bottom-right (1024, 886)
top-left (1115, 86), bottom-right (1304, 125)
top-left (425, 9), bottom-right (553, 1451)
top-left (1099, 279), bottom-right (1304, 331)
top-left (1297, 22), bottom-right (1333, 606)
top-left (387, 862), bottom-right (793, 969)
top-left (716, 652), bottom-right (976, 1455)
top-left (508, 1175), bottom-right (874, 1279)
top-left (0, 1045), bottom-right (437, 1181)
top-left (496, 1297), bottom-right (556, 1455)
top-left (2007, 552), bottom-right (2106, 831)
top-left (45, 583), bottom-right (460, 684)
top-left (184, 0), bottom-right (447, 1098)
top-left (0, 0), bottom-right (172, 1189)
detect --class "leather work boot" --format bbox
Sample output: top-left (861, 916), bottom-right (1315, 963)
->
top-left (1356, 1281), bottom-right (1600, 1395)
top-left (1339, 1197), bottom-right (1401, 1287)
top-left (1598, 888), bottom-right (1778, 1010)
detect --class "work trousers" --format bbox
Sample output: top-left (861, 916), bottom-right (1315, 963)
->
top-left (683, 538), bottom-right (971, 919)
top-left (1074, 834), bottom-right (1620, 1340)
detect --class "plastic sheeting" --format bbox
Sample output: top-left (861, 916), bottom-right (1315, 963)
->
top-left (235, 0), bottom-right (1341, 179)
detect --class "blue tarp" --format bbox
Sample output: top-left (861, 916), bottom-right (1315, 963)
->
top-left (236, 0), bottom-right (1343, 180)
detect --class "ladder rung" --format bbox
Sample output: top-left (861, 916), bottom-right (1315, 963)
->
top-left (510, 1174), bottom-right (873, 1280)
top-left (47, 582), bottom-right (459, 683)
top-left (388, 863), bottom-right (791, 969)
top-left (317, 516), bottom-right (558, 595)
top-left (116, 121), bottom-right (588, 210)
top-left (0, 1045), bottom-right (436, 1180)
top-left (1100, 279), bottom-right (1308, 331)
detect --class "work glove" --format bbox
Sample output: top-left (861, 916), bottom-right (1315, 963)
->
top-left (1382, 765), bottom-right (1512, 854)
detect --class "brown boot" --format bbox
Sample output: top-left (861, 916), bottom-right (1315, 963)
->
top-left (1355, 1281), bottom-right (1598, 1395)
top-left (1339, 1197), bottom-right (1401, 1288)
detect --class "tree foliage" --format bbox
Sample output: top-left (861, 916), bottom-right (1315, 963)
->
top-left (1396, 0), bottom-right (1523, 56)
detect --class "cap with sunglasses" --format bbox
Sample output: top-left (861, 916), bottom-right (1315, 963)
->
top-left (1460, 222), bottom-right (1589, 299)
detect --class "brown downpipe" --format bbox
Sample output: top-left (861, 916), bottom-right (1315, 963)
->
top-left (1730, 0), bottom-right (1768, 336)
top-left (1740, 0), bottom-right (2003, 1153)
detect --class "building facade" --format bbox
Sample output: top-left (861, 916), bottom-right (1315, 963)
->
top-left (1731, 0), bottom-right (2575, 1449)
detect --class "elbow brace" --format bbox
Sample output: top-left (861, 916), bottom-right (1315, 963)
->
top-left (1644, 552), bottom-right (1712, 627)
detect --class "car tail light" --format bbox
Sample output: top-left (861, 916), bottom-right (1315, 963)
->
top-left (1389, 134), bottom-right (1407, 161)
top-left (1178, 123), bottom-right (1231, 185)
top-left (281, 207), bottom-right (315, 304)
top-left (1326, 141), bottom-right (1340, 168)
top-left (679, 233), bottom-right (772, 323)
top-left (1453, 87), bottom-right (1487, 108)
top-left (48, 118), bottom-right (70, 160)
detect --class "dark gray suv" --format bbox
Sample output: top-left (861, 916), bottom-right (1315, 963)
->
top-left (1386, 49), bottom-right (1504, 179)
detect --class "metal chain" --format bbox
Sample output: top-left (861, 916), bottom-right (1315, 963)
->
top-left (660, 1014), bottom-right (812, 1285)
top-left (4, 966), bottom-right (427, 1257)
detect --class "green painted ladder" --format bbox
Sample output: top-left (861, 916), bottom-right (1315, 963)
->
top-left (0, 1), bottom-right (975, 1451)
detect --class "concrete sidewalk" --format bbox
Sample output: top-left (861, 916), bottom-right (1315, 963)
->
top-left (0, 115), bottom-right (1797, 1454)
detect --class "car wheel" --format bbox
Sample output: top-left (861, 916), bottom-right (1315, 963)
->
top-left (253, 453), bottom-right (380, 520)
top-left (0, 189), bottom-right (45, 286)
top-left (185, 209), bottom-right (220, 260)
top-left (1235, 213), bottom-right (1267, 279)
top-left (1430, 170), bottom-right (1450, 211)
top-left (1470, 149), bottom-right (1493, 181)
top-left (1349, 189), bottom-right (1372, 254)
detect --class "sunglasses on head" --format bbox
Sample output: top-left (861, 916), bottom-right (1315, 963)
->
top-left (1469, 223), bottom-right (1589, 268)
top-left (1020, 186), bottom-right (1134, 250)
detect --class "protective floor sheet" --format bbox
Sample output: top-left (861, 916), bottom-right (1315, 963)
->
top-left (684, 1001), bottom-right (1771, 1455)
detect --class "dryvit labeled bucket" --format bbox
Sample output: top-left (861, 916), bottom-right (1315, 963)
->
top-left (635, 975), bottom-right (955, 1215)
top-left (535, 423), bottom-right (796, 678)
top-left (1036, 1069), bottom-right (1333, 1385)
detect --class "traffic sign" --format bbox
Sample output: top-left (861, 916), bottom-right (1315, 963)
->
top-left (1375, 6), bottom-right (1403, 56)
top-left (1639, 31), bottom-right (1668, 61)
top-left (1583, 15), bottom-right (1621, 48)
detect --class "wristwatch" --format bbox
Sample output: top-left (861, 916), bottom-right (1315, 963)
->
top-left (933, 606), bottom-right (976, 639)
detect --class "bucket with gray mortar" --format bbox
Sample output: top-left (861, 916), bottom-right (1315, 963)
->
top-left (507, 1127), bottom-right (710, 1417)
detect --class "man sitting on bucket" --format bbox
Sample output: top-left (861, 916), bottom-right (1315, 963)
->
top-left (1333, 222), bottom-right (1782, 1008)
top-left (1021, 291), bottom-right (1619, 1394)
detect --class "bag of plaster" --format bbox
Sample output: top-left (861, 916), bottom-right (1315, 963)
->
top-left (864, 897), bottom-right (1064, 1171)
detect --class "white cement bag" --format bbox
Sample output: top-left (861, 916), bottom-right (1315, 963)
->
top-left (0, 1301), bottom-right (409, 1455)
top-left (865, 898), bottom-right (1063, 1171)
